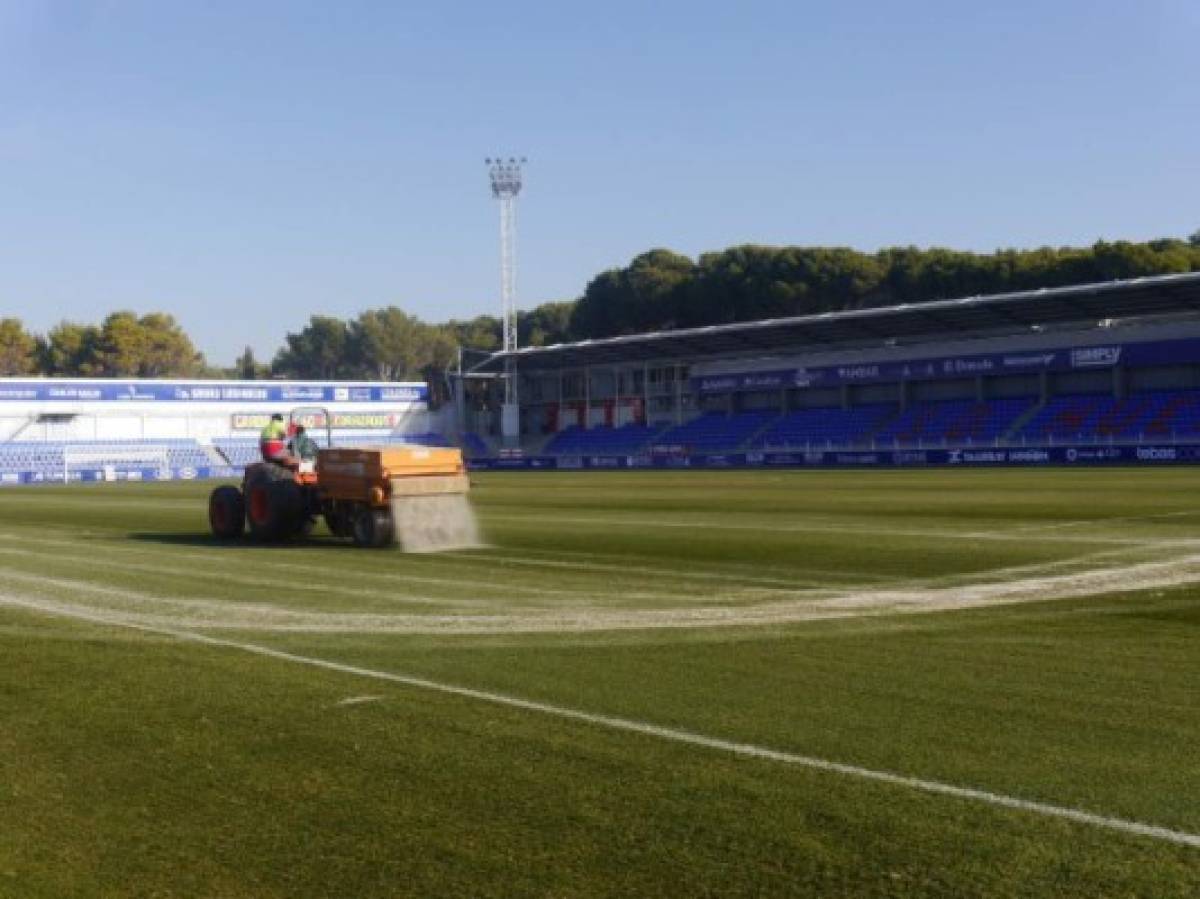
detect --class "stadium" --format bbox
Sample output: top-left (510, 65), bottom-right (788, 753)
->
top-left (3, 271), bottom-right (1200, 896)
top-left (466, 270), bottom-right (1200, 469)
top-left (5, 4), bottom-right (1200, 896)
top-left (7, 271), bottom-right (1200, 480)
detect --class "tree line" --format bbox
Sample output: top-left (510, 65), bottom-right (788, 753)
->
top-left (569, 234), bottom-right (1200, 338)
top-left (0, 312), bottom-right (204, 378)
top-left (3, 234), bottom-right (1198, 380)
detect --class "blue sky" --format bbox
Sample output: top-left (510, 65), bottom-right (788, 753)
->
top-left (2, 0), bottom-right (1197, 365)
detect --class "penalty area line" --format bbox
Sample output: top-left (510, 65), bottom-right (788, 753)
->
top-left (3, 595), bottom-right (1199, 851)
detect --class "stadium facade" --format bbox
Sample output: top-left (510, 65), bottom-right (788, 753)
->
top-left (0, 379), bottom-right (438, 484)
top-left (463, 271), bottom-right (1200, 469)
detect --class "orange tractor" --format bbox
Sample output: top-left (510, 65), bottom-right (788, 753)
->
top-left (207, 409), bottom-right (474, 550)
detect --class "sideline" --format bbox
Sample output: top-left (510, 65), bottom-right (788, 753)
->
top-left (1, 593), bottom-right (1198, 850)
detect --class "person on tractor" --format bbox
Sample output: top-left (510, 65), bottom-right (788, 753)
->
top-left (260, 413), bottom-right (290, 464)
top-left (290, 424), bottom-right (319, 462)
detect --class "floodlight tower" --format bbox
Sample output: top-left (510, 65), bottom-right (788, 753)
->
top-left (487, 156), bottom-right (525, 441)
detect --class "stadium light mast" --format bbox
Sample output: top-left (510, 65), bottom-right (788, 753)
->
top-left (487, 156), bottom-right (526, 442)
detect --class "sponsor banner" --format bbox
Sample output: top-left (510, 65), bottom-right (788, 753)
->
top-left (453, 444), bottom-right (1200, 471)
top-left (1, 465), bottom-right (232, 485)
top-left (693, 336), bottom-right (1200, 393)
top-left (485, 455), bottom-right (556, 470)
top-left (6, 446), bottom-right (1200, 486)
top-left (585, 455), bottom-right (625, 469)
top-left (695, 453), bottom-right (746, 468)
top-left (231, 411), bottom-right (406, 431)
top-left (695, 370), bottom-right (794, 393)
top-left (0, 380), bottom-right (428, 403)
top-left (659, 456), bottom-right (692, 468)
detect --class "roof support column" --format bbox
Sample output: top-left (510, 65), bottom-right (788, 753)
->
top-left (643, 362), bottom-right (650, 426)
top-left (675, 364), bottom-right (683, 426)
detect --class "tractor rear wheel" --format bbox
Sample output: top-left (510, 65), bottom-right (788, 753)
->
top-left (324, 505), bottom-right (353, 539)
top-left (245, 476), bottom-right (304, 541)
top-left (351, 505), bottom-right (393, 548)
top-left (208, 485), bottom-right (245, 539)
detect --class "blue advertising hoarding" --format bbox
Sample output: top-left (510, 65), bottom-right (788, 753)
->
top-left (465, 444), bottom-right (1200, 471)
top-left (0, 380), bottom-right (428, 404)
top-left (693, 336), bottom-right (1200, 394)
top-left (3, 446), bottom-right (1198, 486)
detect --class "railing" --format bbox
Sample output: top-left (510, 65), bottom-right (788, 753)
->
top-left (757, 430), bottom-right (1200, 452)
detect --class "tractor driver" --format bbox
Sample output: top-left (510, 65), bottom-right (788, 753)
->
top-left (259, 413), bottom-right (291, 464)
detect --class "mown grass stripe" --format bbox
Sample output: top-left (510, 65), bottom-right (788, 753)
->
top-left (3, 592), bottom-right (1198, 851)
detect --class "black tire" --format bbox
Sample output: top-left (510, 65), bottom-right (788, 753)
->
top-left (245, 477), bottom-right (303, 541)
top-left (324, 507), bottom-right (352, 539)
top-left (351, 505), bottom-right (393, 548)
top-left (208, 486), bottom-right (245, 540)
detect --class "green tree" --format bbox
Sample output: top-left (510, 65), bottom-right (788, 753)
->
top-left (236, 346), bottom-right (262, 380)
top-left (136, 312), bottom-right (204, 377)
top-left (39, 322), bottom-right (101, 375)
top-left (0, 318), bottom-right (37, 375)
top-left (570, 249), bottom-right (695, 339)
top-left (350, 307), bottom-right (430, 380)
top-left (444, 315), bottom-right (501, 353)
top-left (272, 315), bottom-right (352, 379)
top-left (519, 300), bottom-right (574, 346)
top-left (91, 311), bottom-right (203, 377)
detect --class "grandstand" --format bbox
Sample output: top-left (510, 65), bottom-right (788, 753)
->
top-left (0, 379), bottom-right (447, 484)
top-left (463, 271), bottom-right (1200, 466)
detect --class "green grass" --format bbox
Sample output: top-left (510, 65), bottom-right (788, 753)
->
top-left (1, 469), bottom-right (1199, 897)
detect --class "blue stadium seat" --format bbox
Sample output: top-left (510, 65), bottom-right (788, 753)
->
top-left (753, 405), bottom-right (895, 449)
top-left (875, 398), bottom-right (1035, 446)
top-left (544, 423), bottom-right (663, 455)
top-left (654, 412), bottom-right (775, 452)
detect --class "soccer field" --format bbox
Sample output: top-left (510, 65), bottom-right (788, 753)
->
top-left (1, 469), bottom-right (1198, 897)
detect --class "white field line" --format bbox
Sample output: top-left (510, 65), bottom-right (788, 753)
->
top-left (1, 524), bottom-right (1155, 613)
top-left (6, 529), bottom-right (1150, 621)
top-left (485, 513), bottom-right (1177, 547)
top-left (335, 695), bottom-right (383, 706)
top-left (5, 549), bottom-right (1200, 634)
top-left (0, 523), bottom-right (875, 593)
top-left (0, 546), bottom-right (484, 609)
top-left (489, 545), bottom-right (907, 584)
top-left (0, 495), bottom-right (198, 510)
top-left (1011, 510), bottom-right (1200, 534)
top-left (451, 551), bottom-right (857, 589)
top-left (0, 592), bottom-right (1197, 851)
top-left (899, 544), bottom-right (1177, 590)
top-left (0, 530), bottom-right (653, 604)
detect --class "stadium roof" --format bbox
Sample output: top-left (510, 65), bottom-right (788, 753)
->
top-left (468, 271), bottom-right (1200, 372)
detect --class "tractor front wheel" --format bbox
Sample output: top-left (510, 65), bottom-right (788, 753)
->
top-left (245, 477), bottom-right (304, 541)
top-left (351, 505), bottom-right (393, 548)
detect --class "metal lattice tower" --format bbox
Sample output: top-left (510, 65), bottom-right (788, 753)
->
top-left (487, 157), bottom-right (525, 405)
